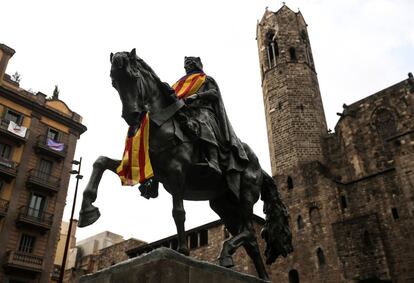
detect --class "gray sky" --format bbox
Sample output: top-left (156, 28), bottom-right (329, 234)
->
top-left (1, 0), bottom-right (412, 242)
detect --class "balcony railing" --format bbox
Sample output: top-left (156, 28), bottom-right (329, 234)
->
top-left (16, 206), bottom-right (54, 232)
top-left (4, 251), bottom-right (43, 273)
top-left (0, 118), bottom-right (29, 143)
top-left (34, 135), bottom-right (67, 160)
top-left (0, 156), bottom-right (18, 181)
top-left (0, 198), bottom-right (9, 217)
top-left (26, 169), bottom-right (60, 194)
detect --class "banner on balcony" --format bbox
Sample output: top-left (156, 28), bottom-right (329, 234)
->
top-left (7, 121), bottom-right (27, 138)
top-left (47, 138), bottom-right (65, 152)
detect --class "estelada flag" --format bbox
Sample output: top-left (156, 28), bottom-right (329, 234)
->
top-left (117, 113), bottom-right (154, 186)
top-left (172, 72), bottom-right (206, 98)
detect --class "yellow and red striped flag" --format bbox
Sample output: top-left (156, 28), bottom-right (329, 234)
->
top-left (172, 72), bottom-right (206, 98)
top-left (116, 72), bottom-right (206, 186)
top-left (117, 113), bottom-right (154, 186)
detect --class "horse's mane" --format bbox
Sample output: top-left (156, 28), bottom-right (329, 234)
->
top-left (129, 53), bottom-right (176, 98)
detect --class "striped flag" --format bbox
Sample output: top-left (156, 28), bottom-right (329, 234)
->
top-left (116, 72), bottom-right (206, 186)
top-left (117, 113), bottom-right (154, 186)
top-left (172, 72), bottom-right (206, 98)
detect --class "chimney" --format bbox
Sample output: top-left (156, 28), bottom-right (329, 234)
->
top-left (0, 43), bottom-right (16, 85)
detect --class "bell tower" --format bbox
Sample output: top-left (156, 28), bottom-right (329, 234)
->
top-left (257, 5), bottom-right (327, 176)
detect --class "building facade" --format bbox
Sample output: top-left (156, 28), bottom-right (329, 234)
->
top-left (61, 231), bottom-right (146, 282)
top-left (257, 5), bottom-right (414, 283)
top-left (126, 216), bottom-right (267, 277)
top-left (0, 43), bottom-right (86, 283)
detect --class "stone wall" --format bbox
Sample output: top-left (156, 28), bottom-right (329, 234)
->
top-left (257, 5), bottom-right (414, 283)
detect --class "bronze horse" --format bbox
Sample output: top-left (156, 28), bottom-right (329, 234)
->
top-left (78, 49), bottom-right (292, 280)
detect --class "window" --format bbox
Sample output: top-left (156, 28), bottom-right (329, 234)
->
top-left (47, 128), bottom-right (60, 142)
top-left (340, 195), bottom-right (348, 209)
top-left (4, 109), bottom-right (23, 125)
top-left (0, 179), bottom-right (4, 192)
top-left (200, 229), bottom-right (208, 246)
top-left (0, 142), bottom-right (12, 159)
top-left (265, 31), bottom-right (279, 68)
top-left (297, 215), bottom-right (304, 230)
top-left (289, 269), bottom-right (300, 283)
top-left (18, 234), bottom-right (35, 253)
top-left (391, 207), bottom-right (399, 220)
top-left (38, 159), bottom-right (53, 179)
top-left (289, 47), bottom-right (297, 61)
top-left (316, 248), bottom-right (326, 266)
top-left (188, 232), bottom-right (198, 249)
top-left (28, 193), bottom-right (46, 218)
top-left (287, 176), bottom-right (294, 190)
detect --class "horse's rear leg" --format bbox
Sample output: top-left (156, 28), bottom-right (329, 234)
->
top-left (209, 194), bottom-right (243, 267)
top-left (172, 196), bottom-right (189, 256)
top-left (78, 156), bottom-right (120, 227)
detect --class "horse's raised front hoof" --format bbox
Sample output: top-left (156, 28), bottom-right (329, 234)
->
top-left (177, 246), bottom-right (190, 256)
top-left (78, 205), bottom-right (101, 227)
top-left (219, 256), bottom-right (234, 268)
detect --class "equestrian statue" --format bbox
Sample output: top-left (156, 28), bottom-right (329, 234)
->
top-left (78, 49), bottom-right (292, 280)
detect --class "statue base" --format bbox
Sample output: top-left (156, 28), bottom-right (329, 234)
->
top-left (80, 247), bottom-right (269, 283)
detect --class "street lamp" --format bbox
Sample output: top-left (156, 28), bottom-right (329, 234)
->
top-left (59, 158), bottom-right (83, 283)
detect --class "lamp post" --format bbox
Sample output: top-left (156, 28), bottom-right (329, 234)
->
top-left (59, 158), bottom-right (83, 283)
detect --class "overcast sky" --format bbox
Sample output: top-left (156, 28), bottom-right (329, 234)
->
top-left (1, 0), bottom-right (413, 243)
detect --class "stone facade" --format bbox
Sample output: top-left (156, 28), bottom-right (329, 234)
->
top-left (257, 5), bottom-right (414, 283)
top-left (96, 238), bottom-right (146, 270)
top-left (63, 235), bottom-right (146, 282)
top-left (0, 43), bottom-right (87, 283)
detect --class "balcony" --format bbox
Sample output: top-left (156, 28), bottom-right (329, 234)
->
top-left (0, 118), bottom-right (29, 145)
top-left (0, 198), bottom-right (9, 217)
top-left (0, 157), bottom-right (18, 182)
top-left (16, 206), bottom-right (54, 232)
top-left (34, 135), bottom-right (67, 160)
top-left (51, 264), bottom-right (61, 280)
top-left (4, 251), bottom-right (43, 274)
top-left (26, 169), bottom-right (60, 195)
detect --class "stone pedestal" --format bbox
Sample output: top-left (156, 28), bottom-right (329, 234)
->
top-left (80, 247), bottom-right (269, 283)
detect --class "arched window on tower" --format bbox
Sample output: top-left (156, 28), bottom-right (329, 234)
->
top-left (316, 248), bottom-right (326, 266)
top-left (297, 215), bottom-right (304, 230)
top-left (289, 269), bottom-right (300, 283)
top-left (265, 31), bottom-right (279, 68)
top-left (374, 108), bottom-right (397, 139)
top-left (289, 47), bottom-right (297, 61)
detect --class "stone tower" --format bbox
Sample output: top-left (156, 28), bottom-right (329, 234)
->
top-left (256, 5), bottom-right (327, 176)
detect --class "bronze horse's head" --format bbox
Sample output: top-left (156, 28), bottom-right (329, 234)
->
top-left (110, 48), bottom-right (145, 126)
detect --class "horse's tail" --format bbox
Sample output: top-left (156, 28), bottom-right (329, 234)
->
top-left (260, 170), bottom-right (293, 264)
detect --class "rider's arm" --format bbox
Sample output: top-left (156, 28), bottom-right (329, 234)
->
top-left (187, 77), bottom-right (219, 102)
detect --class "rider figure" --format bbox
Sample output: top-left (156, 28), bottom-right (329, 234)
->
top-left (139, 56), bottom-right (249, 198)
top-left (181, 56), bottom-right (222, 175)
top-left (179, 57), bottom-right (249, 177)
